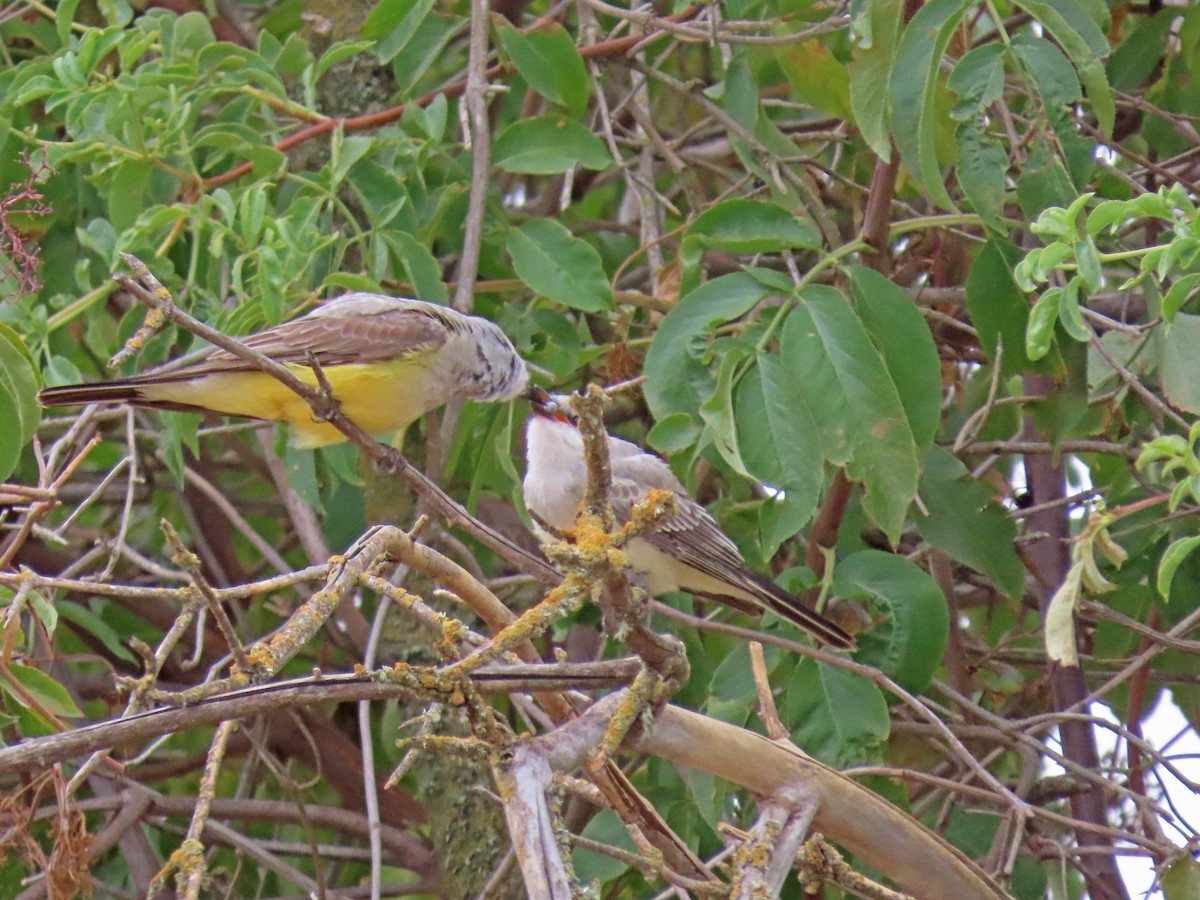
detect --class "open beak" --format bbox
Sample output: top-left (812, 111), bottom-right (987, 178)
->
top-left (526, 385), bottom-right (573, 423)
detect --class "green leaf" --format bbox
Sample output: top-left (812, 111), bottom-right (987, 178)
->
top-left (383, 231), bottom-right (449, 305)
top-left (1057, 276), bottom-right (1091, 341)
top-left (312, 39), bottom-right (374, 84)
top-left (3, 663), bottom-right (84, 717)
top-left (967, 239), bottom-right (1039, 375)
top-left (390, 13), bottom-right (458, 96)
top-left (1026, 288), bottom-right (1062, 361)
top-left (737, 360), bottom-right (823, 549)
top-left (0, 383), bottom-right (22, 483)
top-left (849, 0), bottom-right (903, 160)
top-left (1163, 313), bottom-right (1200, 415)
top-left (700, 350), bottom-right (753, 480)
top-left (919, 448), bottom-right (1025, 598)
top-left (776, 40), bottom-right (853, 121)
top-left (1158, 535), bottom-right (1200, 603)
top-left (682, 199), bottom-right (820, 295)
top-left (1013, 0), bottom-right (1114, 137)
top-left (644, 274), bottom-right (769, 421)
top-left (835, 550), bottom-right (949, 694)
top-left (845, 267), bottom-right (941, 451)
top-left (955, 120), bottom-right (1008, 232)
top-left (890, 0), bottom-right (970, 211)
top-left (1163, 273), bottom-right (1200, 323)
top-left (494, 18), bottom-right (590, 118)
top-left (646, 413), bottom-right (702, 455)
top-left (364, 0), bottom-right (438, 63)
top-left (1162, 854), bottom-right (1200, 900)
top-left (783, 286), bottom-right (921, 543)
top-left (687, 199), bottom-right (821, 256)
top-left (57, 601), bottom-right (137, 664)
top-left (786, 658), bottom-right (890, 767)
top-left (492, 115), bottom-right (611, 174)
top-left (948, 44), bottom-right (1006, 118)
top-left (1107, 8), bottom-right (1174, 92)
top-left (507, 219), bottom-right (613, 312)
top-left (1016, 141), bottom-right (1078, 217)
top-left (1012, 31), bottom-right (1081, 110)
top-left (57, 0), bottom-right (82, 48)
top-left (0, 323), bottom-right (41, 445)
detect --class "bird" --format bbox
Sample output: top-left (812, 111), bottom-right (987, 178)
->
top-left (522, 388), bottom-right (855, 649)
top-left (39, 293), bottom-right (530, 448)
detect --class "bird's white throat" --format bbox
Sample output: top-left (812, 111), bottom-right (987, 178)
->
top-left (523, 414), bottom-right (588, 530)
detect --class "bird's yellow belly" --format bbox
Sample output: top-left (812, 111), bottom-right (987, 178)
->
top-left (144, 361), bottom-right (434, 447)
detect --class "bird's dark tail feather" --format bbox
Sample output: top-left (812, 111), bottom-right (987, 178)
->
top-left (39, 382), bottom-right (145, 408)
top-left (746, 571), bottom-right (856, 650)
top-left (39, 381), bottom-right (216, 417)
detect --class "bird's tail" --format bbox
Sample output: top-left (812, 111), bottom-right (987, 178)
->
top-left (744, 571), bottom-right (856, 650)
top-left (39, 378), bottom-right (205, 415)
top-left (39, 381), bottom-right (145, 408)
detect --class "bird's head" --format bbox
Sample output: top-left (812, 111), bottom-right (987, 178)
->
top-left (525, 385), bottom-right (574, 424)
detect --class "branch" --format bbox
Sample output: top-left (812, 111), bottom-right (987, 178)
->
top-left (113, 256), bottom-right (562, 586)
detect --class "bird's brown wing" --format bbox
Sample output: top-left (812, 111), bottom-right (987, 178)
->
top-left (167, 308), bottom-right (450, 378)
top-left (608, 455), bottom-right (855, 649)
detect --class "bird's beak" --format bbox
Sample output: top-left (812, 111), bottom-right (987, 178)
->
top-left (526, 385), bottom-right (572, 423)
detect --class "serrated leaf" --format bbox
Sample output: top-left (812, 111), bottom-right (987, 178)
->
top-left (1012, 31), bottom-right (1081, 109)
top-left (495, 18), bottom-right (590, 117)
top-left (845, 267), bottom-right (941, 451)
top-left (699, 350), bottom-right (752, 479)
top-left (919, 448), bottom-right (1025, 598)
top-left (784, 287), bottom-right (920, 542)
top-left (849, 0), bottom-right (902, 160)
top-left (737, 360), bottom-right (823, 550)
top-left (835, 550), bottom-right (949, 693)
top-left (955, 120), bottom-right (1008, 232)
top-left (508, 219), bottom-right (612, 312)
top-left (1013, 0), bottom-right (1114, 137)
top-left (776, 39), bottom-right (853, 120)
top-left (967, 239), bottom-right (1039, 375)
top-left (682, 199), bottom-right (820, 294)
top-left (687, 199), bottom-right (821, 255)
top-left (644, 274), bottom-right (769, 421)
top-left (1163, 313), bottom-right (1200, 414)
top-left (492, 116), bottom-right (611, 174)
top-left (948, 44), bottom-right (1006, 117)
top-left (786, 658), bottom-right (890, 767)
top-left (383, 231), bottom-right (448, 304)
top-left (889, 0), bottom-right (970, 211)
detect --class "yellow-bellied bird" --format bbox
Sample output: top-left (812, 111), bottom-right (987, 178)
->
top-left (39, 294), bottom-right (529, 448)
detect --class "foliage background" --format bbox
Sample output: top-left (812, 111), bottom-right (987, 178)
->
top-left (1, 0), bottom-right (1199, 897)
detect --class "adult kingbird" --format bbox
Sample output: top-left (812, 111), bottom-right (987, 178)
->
top-left (39, 293), bottom-right (529, 448)
top-left (522, 389), bottom-right (855, 649)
